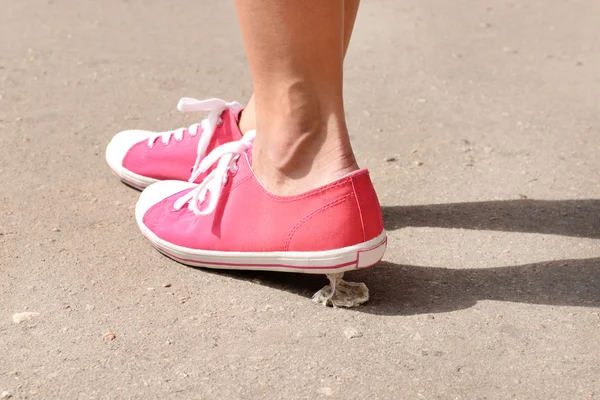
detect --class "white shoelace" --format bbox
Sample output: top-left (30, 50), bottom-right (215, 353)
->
top-left (147, 97), bottom-right (242, 182)
top-left (173, 130), bottom-right (256, 216)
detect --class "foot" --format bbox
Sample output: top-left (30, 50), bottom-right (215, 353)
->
top-left (105, 98), bottom-right (243, 190)
top-left (135, 131), bottom-right (387, 273)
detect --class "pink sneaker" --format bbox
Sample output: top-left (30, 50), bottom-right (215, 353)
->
top-left (135, 131), bottom-right (387, 273)
top-left (106, 98), bottom-right (243, 189)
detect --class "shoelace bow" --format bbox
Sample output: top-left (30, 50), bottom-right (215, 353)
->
top-left (147, 97), bottom-right (242, 184)
top-left (173, 130), bottom-right (256, 216)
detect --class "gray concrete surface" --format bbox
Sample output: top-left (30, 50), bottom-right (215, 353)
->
top-left (1, 0), bottom-right (599, 398)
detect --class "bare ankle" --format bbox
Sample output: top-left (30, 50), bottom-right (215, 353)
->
top-left (252, 120), bottom-right (358, 196)
top-left (238, 95), bottom-right (256, 134)
top-left (250, 81), bottom-right (357, 195)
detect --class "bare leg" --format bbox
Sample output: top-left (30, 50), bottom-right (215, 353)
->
top-left (237, 0), bottom-right (360, 136)
top-left (235, 0), bottom-right (357, 195)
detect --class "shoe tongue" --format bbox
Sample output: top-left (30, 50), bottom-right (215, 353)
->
top-left (219, 108), bottom-right (244, 142)
top-left (233, 108), bottom-right (244, 125)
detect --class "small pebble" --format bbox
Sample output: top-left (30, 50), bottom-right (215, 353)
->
top-left (52, 228), bottom-right (60, 232)
top-left (12, 312), bottom-right (40, 324)
top-left (385, 157), bottom-right (397, 162)
top-left (1, 391), bottom-right (12, 399)
top-left (163, 283), bottom-right (172, 288)
top-left (343, 327), bottom-right (363, 339)
top-left (104, 331), bottom-right (116, 341)
top-left (414, 161), bottom-right (424, 166)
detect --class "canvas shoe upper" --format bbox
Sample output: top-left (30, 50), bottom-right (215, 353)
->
top-left (106, 98), bottom-right (243, 189)
top-left (135, 131), bottom-right (387, 273)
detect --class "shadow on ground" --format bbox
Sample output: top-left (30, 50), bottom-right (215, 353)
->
top-left (206, 199), bottom-right (600, 315)
top-left (382, 199), bottom-right (600, 239)
top-left (214, 257), bottom-right (600, 315)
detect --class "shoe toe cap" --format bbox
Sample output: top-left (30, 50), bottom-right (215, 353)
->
top-left (105, 130), bottom-right (154, 172)
top-left (135, 180), bottom-right (197, 226)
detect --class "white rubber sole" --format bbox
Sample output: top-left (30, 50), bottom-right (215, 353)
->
top-left (137, 215), bottom-right (387, 274)
top-left (107, 164), bottom-right (159, 190)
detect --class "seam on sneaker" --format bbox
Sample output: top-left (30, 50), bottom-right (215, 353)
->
top-left (144, 174), bottom-right (251, 230)
top-left (121, 143), bottom-right (142, 171)
top-left (248, 174), bottom-right (352, 203)
top-left (242, 153), bottom-right (370, 203)
top-left (142, 188), bottom-right (191, 229)
top-left (350, 178), bottom-right (366, 242)
top-left (284, 193), bottom-right (354, 251)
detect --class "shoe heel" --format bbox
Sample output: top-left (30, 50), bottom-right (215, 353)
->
top-left (356, 233), bottom-right (387, 269)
